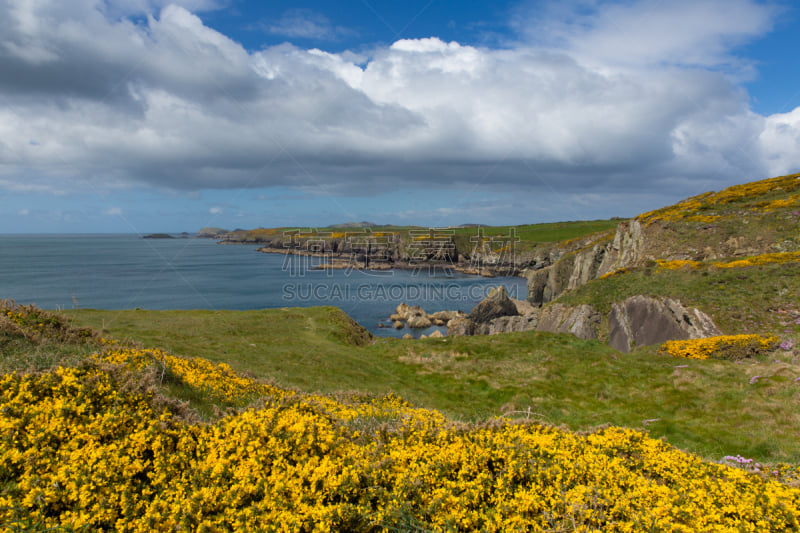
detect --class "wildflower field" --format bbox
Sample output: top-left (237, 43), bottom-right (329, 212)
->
top-left (3, 303), bottom-right (800, 531)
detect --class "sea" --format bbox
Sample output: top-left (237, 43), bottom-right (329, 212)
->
top-left (0, 234), bottom-right (528, 337)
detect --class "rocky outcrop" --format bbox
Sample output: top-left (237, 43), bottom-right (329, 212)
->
top-left (474, 315), bottom-right (538, 335)
top-left (392, 303), bottom-right (463, 331)
top-left (527, 245), bottom-right (605, 306)
top-left (526, 220), bottom-right (646, 307)
top-left (535, 304), bottom-right (601, 340)
top-left (608, 295), bottom-right (721, 352)
top-left (429, 310), bottom-right (464, 326)
top-left (445, 291), bottom-right (719, 353)
top-left (597, 219), bottom-right (645, 275)
top-left (468, 286), bottom-right (519, 323)
top-left (446, 287), bottom-right (539, 336)
top-left (393, 304), bottom-right (432, 328)
top-left (407, 314), bottom-right (432, 329)
top-left (511, 298), bottom-right (536, 316)
top-left (446, 316), bottom-right (474, 336)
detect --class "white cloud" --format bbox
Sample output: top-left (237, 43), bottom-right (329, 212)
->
top-left (515, 0), bottom-right (776, 71)
top-left (264, 9), bottom-right (354, 41)
top-left (104, 207), bottom-right (123, 216)
top-left (18, 208), bottom-right (29, 216)
top-left (760, 107), bottom-right (800, 177)
top-left (209, 206), bottom-right (223, 215)
top-left (0, 0), bottom-right (797, 214)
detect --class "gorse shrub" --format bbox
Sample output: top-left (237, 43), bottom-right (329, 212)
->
top-left (0, 348), bottom-right (798, 531)
top-left (659, 334), bottom-right (779, 360)
top-left (2, 303), bottom-right (800, 531)
top-left (656, 252), bottom-right (800, 272)
top-left (1, 300), bottom-right (96, 345)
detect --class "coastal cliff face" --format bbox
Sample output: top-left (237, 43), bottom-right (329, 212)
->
top-left (598, 219), bottom-right (645, 275)
top-left (216, 229), bottom-right (467, 272)
top-left (204, 221), bottom-right (623, 277)
top-left (525, 219), bottom-right (646, 306)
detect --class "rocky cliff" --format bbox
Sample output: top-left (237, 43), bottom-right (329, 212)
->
top-left (440, 286), bottom-right (721, 353)
top-left (527, 174), bottom-right (800, 306)
top-left (526, 219), bottom-right (646, 306)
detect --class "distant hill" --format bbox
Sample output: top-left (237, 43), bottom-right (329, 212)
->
top-left (197, 227), bottom-right (230, 238)
top-left (325, 221), bottom-right (377, 228)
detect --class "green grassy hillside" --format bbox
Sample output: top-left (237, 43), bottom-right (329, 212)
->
top-left (558, 261), bottom-right (800, 336)
top-left (63, 306), bottom-right (800, 464)
top-left (534, 173), bottom-right (800, 337)
top-left (5, 304), bottom-right (799, 531)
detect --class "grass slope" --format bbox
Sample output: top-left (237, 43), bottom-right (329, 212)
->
top-left (65, 307), bottom-right (800, 463)
top-left (558, 261), bottom-right (800, 336)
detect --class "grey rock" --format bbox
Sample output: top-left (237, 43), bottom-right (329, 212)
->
top-left (511, 298), bottom-right (536, 316)
top-left (407, 315), bottom-right (433, 329)
top-left (536, 303), bottom-right (600, 340)
top-left (526, 219), bottom-right (648, 308)
top-left (488, 315), bottom-right (537, 334)
top-left (468, 286), bottom-right (519, 323)
top-left (608, 295), bottom-right (721, 353)
top-left (429, 310), bottom-right (465, 322)
top-left (597, 219), bottom-right (644, 276)
top-left (608, 304), bottom-right (634, 352)
top-left (447, 316), bottom-right (475, 336)
top-left (527, 244), bottom-right (609, 307)
top-left (395, 303), bottom-right (411, 319)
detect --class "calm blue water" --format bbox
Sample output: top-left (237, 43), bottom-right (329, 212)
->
top-left (0, 234), bottom-right (527, 337)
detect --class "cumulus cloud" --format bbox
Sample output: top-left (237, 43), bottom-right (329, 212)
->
top-left (760, 107), bottom-right (800, 176)
top-left (209, 206), bottom-right (223, 215)
top-left (0, 0), bottom-right (797, 212)
top-left (515, 0), bottom-right (776, 71)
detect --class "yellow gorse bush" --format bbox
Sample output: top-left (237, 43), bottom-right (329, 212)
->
top-left (2, 344), bottom-right (800, 531)
top-left (718, 251), bottom-right (800, 268)
top-left (660, 335), bottom-right (779, 360)
top-left (2, 301), bottom-right (95, 344)
top-left (656, 251), bottom-right (800, 271)
top-left (98, 348), bottom-right (288, 405)
top-left (637, 173), bottom-right (800, 225)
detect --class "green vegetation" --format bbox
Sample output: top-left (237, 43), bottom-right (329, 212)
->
top-left (64, 306), bottom-right (800, 463)
top-left (217, 219), bottom-right (621, 258)
top-left (0, 302), bottom-right (100, 374)
top-left (558, 261), bottom-right (800, 335)
top-left (634, 173), bottom-right (800, 261)
top-left (5, 306), bottom-right (798, 531)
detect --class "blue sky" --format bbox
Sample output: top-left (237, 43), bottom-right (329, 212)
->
top-left (1, 0), bottom-right (799, 233)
